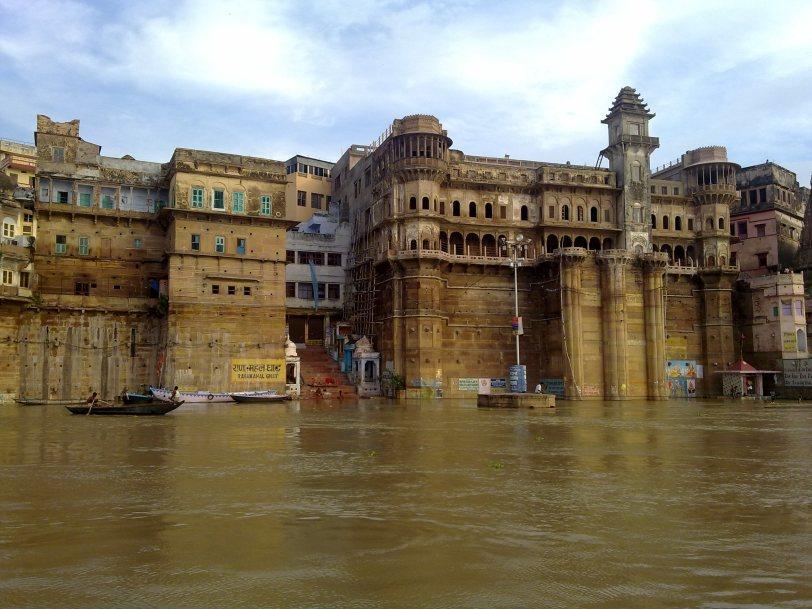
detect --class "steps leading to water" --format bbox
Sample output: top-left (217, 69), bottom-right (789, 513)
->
top-left (298, 347), bottom-right (357, 399)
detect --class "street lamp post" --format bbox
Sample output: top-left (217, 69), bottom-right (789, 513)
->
top-left (500, 234), bottom-right (532, 392)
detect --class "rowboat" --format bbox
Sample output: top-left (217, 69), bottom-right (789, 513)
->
top-left (65, 400), bottom-right (183, 416)
top-left (150, 387), bottom-right (234, 403)
top-left (231, 392), bottom-right (290, 403)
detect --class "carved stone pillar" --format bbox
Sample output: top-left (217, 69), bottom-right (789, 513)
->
top-left (598, 251), bottom-right (633, 399)
top-left (559, 248), bottom-right (587, 398)
top-left (642, 252), bottom-right (669, 399)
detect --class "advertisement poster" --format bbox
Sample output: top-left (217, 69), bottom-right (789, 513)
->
top-left (537, 378), bottom-right (564, 397)
top-left (458, 378), bottom-right (479, 391)
top-left (666, 359), bottom-right (700, 397)
top-left (784, 358), bottom-right (812, 386)
top-left (783, 332), bottom-right (797, 351)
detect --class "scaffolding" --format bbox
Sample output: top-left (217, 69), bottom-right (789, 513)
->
top-left (344, 210), bottom-right (377, 339)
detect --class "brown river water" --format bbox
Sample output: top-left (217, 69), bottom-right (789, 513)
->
top-left (0, 399), bottom-right (810, 608)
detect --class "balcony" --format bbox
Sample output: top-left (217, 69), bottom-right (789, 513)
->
top-left (619, 134), bottom-right (660, 148)
top-left (0, 236), bottom-right (33, 261)
top-left (0, 284), bottom-right (32, 301)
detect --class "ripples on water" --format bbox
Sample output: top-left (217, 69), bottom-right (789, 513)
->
top-left (0, 400), bottom-right (810, 608)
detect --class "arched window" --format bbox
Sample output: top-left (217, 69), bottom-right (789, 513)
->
top-left (590, 207), bottom-right (598, 222)
top-left (686, 245), bottom-right (696, 264)
top-left (521, 205), bottom-right (529, 221)
top-left (675, 216), bottom-right (682, 231)
top-left (485, 203), bottom-right (493, 219)
top-left (561, 236), bottom-right (573, 247)
top-left (452, 200), bottom-right (460, 217)
top-left (450, 232), bottom-right (464, 254)
top-left (421, 196), bottom-right (429, 210)
top-left (674, 245), bottom-right (685, 263)
top-left (409, 239), bottom-right (417, 250)
top-left (562, 205), bottom-right (570, 221)
top-left (465, 233), bottom-right (480, 256)
top-left (706, 217), bottom-right (714, 230)
top-left (602, 237), bottom-right (613, 250)
top-left (707, 255), bottom-right (715, 266)
top-left (661, 244), bottom-right (672, 260)
top-left (434, 197), bottom-right (438, 211)
top-left (588, 237), bottom-right (601, 250)
top-left (718, 217), bottom-right (725, 229)
top-left (409, 196), bottom-right (417, 210)
top-left (439, 201), bottom-right (445, 215)
top-left (574, 236), bottom-right (588, 248)
top-left (663, 216), bottom-right (669, 230)
top-left (577, 206), bottom-right (584, 222)
top-left (651, 214), bottom-right (657, 229)
top-left (439, 231), bottom-right (448, 252)
top-left (546, 234), bottom-right (559, 253)
top-left (797, 328), bottom-right (807, 352)
top-left (482, 234), bottom-right (497, 256)
top-left (422, 239), bottom-right (430, 250)
top-left (469, 201), bottom-right (477, 217)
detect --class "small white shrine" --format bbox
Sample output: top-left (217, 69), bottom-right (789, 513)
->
top-left (284, 335), bottom-right (301, 398)
top-left (351, 336), bottom-right (381, 397)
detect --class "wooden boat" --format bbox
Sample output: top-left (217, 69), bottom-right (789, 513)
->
top-left (231, 392), bottom-right (290, 403)
top-left (150, 386), bottom-right (234, 403)
top-left (65, 400), bottom-right (183, 416)
top-left (122, 392), bottom-right (154, 404)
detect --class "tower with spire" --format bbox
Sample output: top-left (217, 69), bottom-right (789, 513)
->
top-left (600, 87), bottom-right (660, 252)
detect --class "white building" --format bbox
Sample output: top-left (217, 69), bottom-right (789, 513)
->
top-left (285, 205), bottom-right (350, 346)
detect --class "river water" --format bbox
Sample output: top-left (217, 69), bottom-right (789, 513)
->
top-left (0, 399), bottom-right (810, 608)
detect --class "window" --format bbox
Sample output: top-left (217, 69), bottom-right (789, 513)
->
top-left (191, 187), bottom-right (204, 208)
top-left (452, 201), bottom-right (460, 216)
top-left (286, 250), bottom-right (296, 263)
top-left (212, 284), bottom-right (220, 294)
top-left (227, 285), bottom-right (236, 295)
top-left (737, 222), bottom-right (747, 237)
top-left (673, 187), bottom-right (679, 195)
top-left (469, 202), bottom-right (477, 217)
top-left (631, 163), bottom-right (641, 181)
top-left (79, 192), bottom-right (92, 207)
top-left (756, 224), bottom-right (766, 237)
top-left (772, 306), bottom-right (779, 317)
top-left (79, 236), bottom-right (89, 255)
top-left (781, 300), bottom-right (792, 316)
top-left (298, 283), bottom-right (314, 299)
top-left (688, 218), bottom-right (694, 231)
top-left (55, 235), bottom-right (67, 254)
top-left (632, 207), bottom-right (643, 223)
top-left (19, 272), bottom-right (29, 288)
top-left (327, 252), bottom-right (342, 266)
top-left (101, 195), bottom-right (115, 209)
top-left (521, 205), bottom-right (529, 221)
top-left (500, 206), bottom-right (507, 219)
top-left (213, 189), bottom-right (225, 210)
top-left (2, 221), bottom-right (14, 238)
top-left (236, 238), bottom-right (246, 255)
top-left (285, 282), bottom-right (295, 297)
top-left (232, 192), bottom-right (245, 213)
top-left (651, 214), bottom-right (657, 229)
top-left (299, 251), bottom-right (324, 265)
top-left (191, 234), bottom-right (200, 251)
top-left (629, 123), bottom-right (641, 136)
top-left (675, 216), bottom-right (682, 231)
top-left (74, 282), bottom-right (90, 296)
top-left (134, 238), bottom-right (142, 249)
top-left (57, 191), bottom-right (69, 204)
top-left (795, 300), bottom-right (804, 316)
top-left (215, 236), bottom-right (225, 253)
top-left (718, 217), bottom-right (725, 230)
top-left (577, 207), bottom-right (584, 222)
top-left (311, 193), bottom-right (323, 209)
top-left (243, 286), bottom-right (251, 296)
top-left (1, 270), bottom-right (13, 285)
top-left (422, 196), bottom-right (430, 210)
top-left (409, 197), bottom-right (417, 210)
top-left (730, 252), bottom-right (737, 266)
top-left (439, 201), bottom-right (445, 215)
top-left (661, 186), bottom-right (667, 195)
top-left (317, 283), bottom-right (326, 300)
top-left (23, 213), bottom-right (33, 224)
top-left (260, 195), bottom-right (271, 215)
top-left (757, 252), bottom-right (768, 267)
top-left (328, 283), bottom-right (340, 299)
top-left (562, 205), bottom-right (570, 221)
top-left (590, 207), bottom-right (598, 222)
top-left (663, 216), bottom-right (669, 230)
top-left (548, 205), bottom-right (555, 220)
top-left (759, 188), bottom-right (767, 203)
top-left (297, 190), bottom-right (306, 207)
top-left (52, 147), bottom-right (65, 162)
top-left (364, 168), bottom-right (371, 186)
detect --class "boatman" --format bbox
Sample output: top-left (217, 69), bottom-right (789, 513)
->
top-left (170, 386), bottom-right (179, 402)
top-left (86, 391), bottom-right (98, 405)
top-left (534, 383), bottom-right (543, 394)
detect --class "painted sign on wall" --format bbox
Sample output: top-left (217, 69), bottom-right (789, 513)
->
top-left (230, 359), bottom-right (284, 382)
top-left (783, 358), bottom-right (812, 386)
top-left (458, 378), bottom-right (479, 391)
top-left (538, 378), bottom-right (565, 397)
top-left (665, 335), bottom-right (688, 358)
top-left (666, 359), bottom-right (701, 397)
top-left (782, 332), bottom-right (797, 352)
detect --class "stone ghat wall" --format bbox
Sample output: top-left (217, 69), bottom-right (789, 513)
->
top-left (3, 307), bottom-right (163, 402)
top-left (374, 256), bottom-right (718, 399)
top-left (164, 303), bottom-right (288, 392)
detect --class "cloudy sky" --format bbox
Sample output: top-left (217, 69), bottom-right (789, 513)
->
top-left (1, 0), bottom-right (810, 182)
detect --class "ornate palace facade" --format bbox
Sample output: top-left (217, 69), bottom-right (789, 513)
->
top-left (334, 88), bottom-right (741, 398)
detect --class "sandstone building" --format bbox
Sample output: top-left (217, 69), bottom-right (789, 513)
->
top-left (1, 115), bottom-right (291, 401)
top-left (333, 88), bottom-right (745, 399)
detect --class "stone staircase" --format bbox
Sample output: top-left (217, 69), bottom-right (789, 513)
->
top-left (298, 347), bottom-right (357, 399)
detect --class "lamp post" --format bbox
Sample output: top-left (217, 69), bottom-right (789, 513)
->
top-left (500, 234), bottom-right (532, 391)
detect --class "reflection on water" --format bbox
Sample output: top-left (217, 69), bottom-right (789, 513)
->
top-left (1, 400), bottom-right (810, 608)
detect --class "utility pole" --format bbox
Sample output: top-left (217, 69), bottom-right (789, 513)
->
top-left (500, 234), bottom-right (532, 391)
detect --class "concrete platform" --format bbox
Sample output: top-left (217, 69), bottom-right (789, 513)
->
top-left (477, 393), bottom-right (555, 409)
